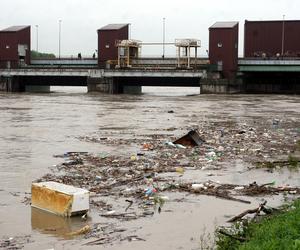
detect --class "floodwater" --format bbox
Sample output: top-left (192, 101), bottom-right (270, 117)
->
top-left (0, 86), bottom-right (299, 249)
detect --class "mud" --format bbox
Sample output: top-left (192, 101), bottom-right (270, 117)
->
top-left (0, 87), bottom-right (299, 249)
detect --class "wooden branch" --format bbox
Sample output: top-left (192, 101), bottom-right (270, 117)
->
top-left (125, 199), bottom-right (133, 212)
top-left (83, 237), bottom-right (107, 246)
top-left (227, 201), bottom-right (267, 223)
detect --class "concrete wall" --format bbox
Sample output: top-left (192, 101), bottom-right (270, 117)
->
top-left (244, 82), bottom-right (300, 94)
top-left (0, 76), bottom-right (24, 92)
top-left (87, 77), bottom-right (120, 94)
top-left (200, 78), bottom-right (244, 94)
top-left (0, 77), bottom-right (8, 91)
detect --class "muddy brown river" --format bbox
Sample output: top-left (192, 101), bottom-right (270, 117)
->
top-left (0, 87), bottom-right (299, 249)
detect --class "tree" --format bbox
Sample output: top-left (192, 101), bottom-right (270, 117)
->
top-left (31, 50), bottom-right (56, 59)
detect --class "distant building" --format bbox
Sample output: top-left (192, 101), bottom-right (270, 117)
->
top-left (244, 20), bottom-right (300, 58)
top-left (97, 24), bottom-right (129, 68)
top-left (0, 26), bottom-right (31, 69)
top-left (209, 22), bottom-right (239, 79)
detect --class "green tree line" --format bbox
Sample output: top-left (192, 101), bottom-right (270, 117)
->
top-left (31, 50), bottom-right (56, 59)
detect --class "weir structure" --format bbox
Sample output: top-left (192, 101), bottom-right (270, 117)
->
top-left (0, 23), bottom-right (207, 94)
top-left (1, 20), bottom-right (300, 94)
top-left (0, 68), bottom-right (205, 94)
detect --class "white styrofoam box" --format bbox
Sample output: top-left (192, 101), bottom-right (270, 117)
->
top-left (31, 181), bottom-right (89, 217)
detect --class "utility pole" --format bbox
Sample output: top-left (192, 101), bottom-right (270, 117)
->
top-left (35, 25), bottom-right (39, 52)
top-left (59, 20), bottom-right (62, 59)
top-left (163, 17), bottom-right (165, 58)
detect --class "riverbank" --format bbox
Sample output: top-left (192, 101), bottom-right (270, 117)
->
top-left (216, 198), bottom-right (300, 250)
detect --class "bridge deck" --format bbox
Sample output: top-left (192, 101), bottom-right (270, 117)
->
top-left (238, 58), bottom-right (300, 72)
top-left (0, 68), bottom-right (204, 78)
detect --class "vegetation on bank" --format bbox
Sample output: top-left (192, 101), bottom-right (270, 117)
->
top-left (216, 199), bottom-right (300, 250)
top-left (31, 50), bottom-right (56, 59)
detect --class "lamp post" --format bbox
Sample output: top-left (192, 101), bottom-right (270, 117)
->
top-left (59, 19), bottom-right (62, 59)
top-left (162, 17), bottom-right (165, 58)
top-left (281, 15), bottom-right (285, 56)
top-left (35, 25), bottom-right (39, 52)
top-left (129, 23), bottom-right (131, 39)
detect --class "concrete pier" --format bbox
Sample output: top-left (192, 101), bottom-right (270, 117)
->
top-left (87, 77), bottom-right (142, 94)
top-left (0, 76), bottom-right (24, 92)
top-left (200, 78), bottom-right (244, 94)
top-left (244, 80), bottom-right (300, 94)
top-left (200, 77), bottom-right (300, 94)
top-left (87, 77), bottom-right (121, 94)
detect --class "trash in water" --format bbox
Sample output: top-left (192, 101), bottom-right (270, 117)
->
top-left (144, 172), bottom-right (155, 179)
top-left (165, 141), bottom-right (186, 149)
top-left (31, 181), bottom-right (89, 217)
top-left (173, 130), bottom-right (205, 147)
top-left (106, 210), bottom-right (116, 215)
top-left (144, 187), bottom-right (157, 196)
top-left (142, 143), bottom-right (154, 151)
top-left (159, 196), bottom-right (169, 201)
top-left (130, 155), bottom-right (137, 161)
top-left (153, 195), bottom-right (167, 213)
top-left (272, 119), bottom-right (280, 129)
top-left (62, 159), bottom-right (83, 166)
top-left (175, 167), bottom-right (185, 174)
top-left (67, 225), bottom-right (91, 236)
top-left (206, 151), bottom-right (218, 161)
top-left (175, 144), bottom-right (186, 149)
top-left (165, 141), bottom-right (177, 148)
top-left (191, 183), bottom-right (204, 190)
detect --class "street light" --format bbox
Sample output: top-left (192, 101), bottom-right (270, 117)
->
top-left (281, 15), bottom-right (285, 56)
top-left (129, 23), bottom-right (131, 39)
top-left (35, 25), bottom-right (39, 52)
top-left (59, 19), bottom-right (62, 59)
top-left (162, 17), bottom-right (166, 59)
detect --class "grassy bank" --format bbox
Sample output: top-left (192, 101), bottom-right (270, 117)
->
top-left (216, 199), bottom-right (300, 250)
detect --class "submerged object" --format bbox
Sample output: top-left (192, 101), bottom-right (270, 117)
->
top-left (174, 130), bottom-right (205, 147)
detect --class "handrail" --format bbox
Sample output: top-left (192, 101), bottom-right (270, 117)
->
top-left (240, 57), bottom-right (300, 61)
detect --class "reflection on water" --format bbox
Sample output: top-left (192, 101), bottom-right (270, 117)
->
top-left (142, 86), bottom-right (200, 96)
top-left (50, 86), bottom-right (87, 93)
top-left (31, 207), bottom-right (90, 239)
top-left (50, 86), bottom-right (201, 96)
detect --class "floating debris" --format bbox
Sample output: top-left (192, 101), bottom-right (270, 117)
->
top-left (31, 182), bottom-right (89, 217)
top-left (173, 130), bottom-right (205, 147)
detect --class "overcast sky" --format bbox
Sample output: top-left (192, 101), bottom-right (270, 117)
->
top-left (1, 0), bottom-right (299, 57)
